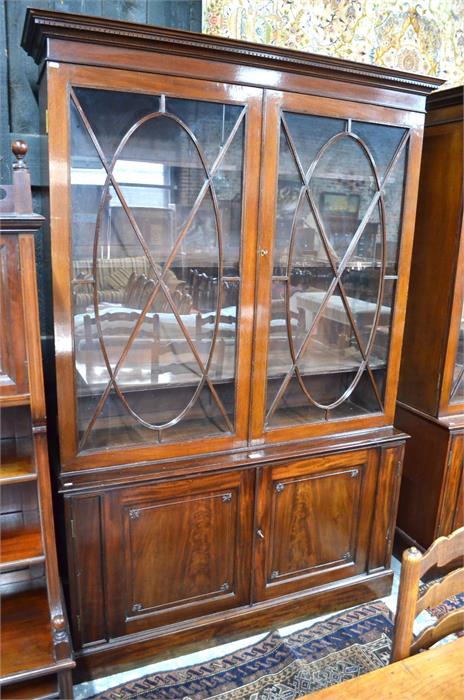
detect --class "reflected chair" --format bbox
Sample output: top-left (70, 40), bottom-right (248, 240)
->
top-left (391, 526), bottom-right (464, 662)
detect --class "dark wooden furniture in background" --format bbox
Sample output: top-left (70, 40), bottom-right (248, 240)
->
top-left (0, 143), bottom-right (74, 698)
top-left (22, 8), bottom-right (441, 681)
top-left (396, 86), bottom-right (464, 551)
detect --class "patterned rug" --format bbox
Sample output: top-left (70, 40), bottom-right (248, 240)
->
top-left (91, 602), bottom-right (394, 700)
top-left (427, 592), bottom-right (464, 620)
top-left (420, 577), bottom-right (464, 626)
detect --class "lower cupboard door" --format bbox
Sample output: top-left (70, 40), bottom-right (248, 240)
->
top-left (254, 450), bottom-right (378, 601)
top-left (105, 469), bottom-right (254, 636)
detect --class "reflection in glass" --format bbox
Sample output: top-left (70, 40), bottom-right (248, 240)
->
top-left (70, 88), bottom-right (244, 450)
top-left (352, 121), bottom-right (406, 181)
top-left (450, 301), bottom-right (464, 404)
top-left (266, 112), bottom-right (408, 427)
top-left (382, 147), bottom-right (408, 274)
top-left (312, 136), bottom-right (377, 262)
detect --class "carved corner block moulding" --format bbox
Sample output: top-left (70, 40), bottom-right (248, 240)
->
top-left (21, 7), bottom-right (442, 681)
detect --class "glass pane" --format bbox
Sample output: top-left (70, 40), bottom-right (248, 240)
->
top-left (340, 204), bottom-right (383, 349)
top-left (71, 100), bottom-right (102, 263)
top-left (266, 112), bottom-right (408, 428)
top-left (70, 88), bottom-right (244, 451)
top-left (382, 147), bottom-right (408, 274)
top-left (311, 136), bottom-right (377, 263)
top-left (352, 122), bottom-right (406, 181)
top-left (166, 99), bottom-right (242, 170)
top-left (283, 112), bottom-right (344, 174)
top-left (451, 300), bottom-right (464, 404)
top-left (267, 376), bottom-right (325, 428)
top-left (73, 87), bottom-right (160, 163)
top-left (273, 128), bottom-right (304, 274)
top-left (212, 120), bottom-right (244, 274)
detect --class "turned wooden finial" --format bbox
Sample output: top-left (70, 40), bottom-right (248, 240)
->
top-left (11, 139), bottom-right (32, 213)
top-left (52, 614), bottom-right (68, 644)
top-left (12, 140), bottom-right (28, 169)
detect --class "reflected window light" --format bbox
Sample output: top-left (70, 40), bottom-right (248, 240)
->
top-left (71, 160), bottom-right (167, 186)
top-left (71, 160), bottom-right (172, 209)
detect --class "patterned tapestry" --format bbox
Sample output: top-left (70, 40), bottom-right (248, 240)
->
top-left (203, 0), bottom-right (464, 88)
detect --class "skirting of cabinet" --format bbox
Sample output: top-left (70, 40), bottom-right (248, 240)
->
top-left (72, 568), bottom-right (392, 683)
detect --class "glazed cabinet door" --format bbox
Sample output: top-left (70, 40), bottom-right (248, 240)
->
top-left (253, 449), bottom-right (378, 601)
top-left (104, 469), bottom-right (254, 636)
top-left (449, 300), bottom-right (464, 408)
top-left (0, 235), bottom-right (28, 400)
top-left (437, 433), bottom-right (464, 536)
top-left (47, 64), bottom-right (262, 471)
top-left (251, 90), bottom-right (423, 444)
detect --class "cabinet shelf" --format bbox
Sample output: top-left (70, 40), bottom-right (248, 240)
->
top-left (0, 524), bottom-right (44, 572)
top-left (0, 439), bottom-right (35, 485)
top-left (0, 394), bottom-right (31, 408)
top-left (0, 585), bottom-right (71, 684)
top-left (75, 354), bottom-right (387, 394)
top-left (1, 675), bottom-right (58, 699)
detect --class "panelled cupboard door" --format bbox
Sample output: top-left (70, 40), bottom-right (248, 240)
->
top-left (0, 236), bottom-right (28, 400)
top-left (46, 63), bottom-right (262, 471)
top-left (253, 450), bottom-right (377, 600)
top-left (251, 90), bottom-right (423, 444)
top-left (104, 469), bottom-right (254, 636)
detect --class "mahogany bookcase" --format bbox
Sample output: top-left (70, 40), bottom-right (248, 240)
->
top-left (21, 8), bottom-right (442, 680)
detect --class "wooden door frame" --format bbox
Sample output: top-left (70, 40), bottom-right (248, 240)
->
top-left (46, 62), bottom-right (263, 471)
top-left (250, 89), bottom-right (424, 444)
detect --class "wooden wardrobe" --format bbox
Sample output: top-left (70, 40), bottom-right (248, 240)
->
top-left (21, 8), bottom-right (441, 680)
top-left (396, 86), bottom-right (464, 550)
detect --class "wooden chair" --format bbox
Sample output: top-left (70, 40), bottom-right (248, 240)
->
top-left (123, 272), bottom-right (192, 313)
top-left (391, 526), bottom-right (464, 662)
top-left (195, 311), bottom-right (236, 378)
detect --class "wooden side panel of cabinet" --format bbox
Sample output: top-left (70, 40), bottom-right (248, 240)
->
top-left (436, 433), bottom-right (464, 537)
top-left (104, 469), bottom-right (254, 636)
top-left (253, 450), bottom-right (378, 601)
top-left (398, 115), bottom-right (463, 416)
top-left (66, 495), bottom-right (107, 647)
top-left (368, 444), bottom-right (404, 572)
top-left (0, 236), bottom-right (28, 400)
top-left (395, 405), bottom-right (452, 549)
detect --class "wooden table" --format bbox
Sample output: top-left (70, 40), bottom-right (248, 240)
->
top-left (305, 636), bottom-right (464, 699)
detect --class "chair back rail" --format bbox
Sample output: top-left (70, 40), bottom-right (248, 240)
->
top-left (391, 526), bottom-right (464, 662)
top-left (416, 568), bottom-right (464, 614)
